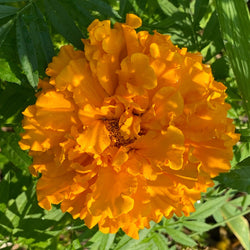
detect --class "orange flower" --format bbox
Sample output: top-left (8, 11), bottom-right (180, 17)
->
top-left (19, 14), bottom-right (239, 239)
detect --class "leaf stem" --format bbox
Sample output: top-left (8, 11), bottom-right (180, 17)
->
top-left (190, 208), bottom-right (250, 237)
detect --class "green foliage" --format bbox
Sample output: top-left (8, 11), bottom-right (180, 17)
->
top-left (0, 0), bottom-right (249, 249)
top-left (215, 0), bottom-right (250, 122)
top-left (215, 157), bottom-right (250, 193)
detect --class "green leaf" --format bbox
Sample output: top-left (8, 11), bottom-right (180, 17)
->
top-left (211, 57), bottom-right (230, 80)
top-left (229, 194), bottom-right (250, 211)
top-left (182, 220), bottom-right (212, 233)
top-left (0, 18), bottom-right (14, 46)
top-left (214, 165), bottom-right (250, 193)
top-left (189, 195), bottom-right (228, 219)
top-left (88, 231), bottom-right (115, 250)
top-left (201, 11), bottom-right (224, 61)
top-left (151, 233), bottom-right (169, 250)
top-left (44, 0), bottom-right (83, 49)
top-left (43, 206), bottom-right (64, 221)
top-left (114, 222), bottom-right (156, 250)
top-left (15, 192), bottom-right (28, 215)
top-left (164, 227), bottom-right (196, 247)
top-left (0, 0), bottom-right (28, 2)
top-left (157, 0), bottom-right (179, 16)
top-left (0, 82), bottom-right (35, 122)
top-left (220, 203), bottom-right (250, 250)
top-left (236, 128), bottom-right (250, 142)
top-left (16, 16), bottom-right (39, 88)
top-left (72, 239), bottom-right (82, 250)
top-left (72, 0), bottom-right (94, 26)
top-left (0, 4), bottom-right (18, 19)
top-left (215, 0), bottom-right (250, 121)
top-left (81, 0), bottom-right (121, 19)
top-left (119, 0), bottom-right (130, 17)
top-left (32, 3), bottom-right (55, 64)
top-left (0, 57), bottom-right (21, 84)
top-left (0, 171), bottom-right (10, 213)
top-left (193, 0), bottom-right (209, 28)
top-left (0, 131), bottom-right (32, 169)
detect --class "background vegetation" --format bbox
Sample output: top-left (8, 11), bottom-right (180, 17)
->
top-left (0, 0), bottom-right (250, 249)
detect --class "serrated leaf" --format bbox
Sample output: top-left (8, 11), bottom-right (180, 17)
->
top-left (90, 232), bottom-right (116, 250)
top-left (157, 0), bottom-right (179, 16)
top-left (152, 233), bottom-right (169, 250)
top-left (30, 3), bottom-right (54, 65)
top-left (164, 227), bottom-right (196, 247)
top-left (0, 4), bottom-right (18, 19)
top-left (114, 222), bottom-right (156, 250)
top-left (182, 220), bottom-right (212, 233)
top-left (214, 165), bottom-right (250, 193)
top-left (189, 196), bottom-right (228, 219)
top-left (44, 0), bottom-right (83, 49)
top-left (16, 16), bottom-right (39, 88)
top-left (215, 0), bottom-right (250, 119)
top-left (0, 18), bottom-right (14, 46)
top-left (0, 131), bottom-right (32, 169)
top-left (220, 203), bottom-right (250, 250)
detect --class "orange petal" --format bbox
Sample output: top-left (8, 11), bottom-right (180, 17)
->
top-left (125, 14), bottom-right (142, 29)
top-left (77, 120), bottom-right (110, 155)
top-left (87, 168), bottom-right (137, 218)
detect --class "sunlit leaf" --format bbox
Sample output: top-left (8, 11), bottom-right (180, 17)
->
top-left (220, 203), bottom-right (250, 250)
top-left (182, 220), bottom-right (212, 233)
top-left (216, 0), bottom-right (250, 119)
top-left (151, 233), bottom-right (169, 250)
top-left (114, 223), bottom-right (156, 250)
top-left (164, 227), bottom-right (196, 247)
top-left (189, 195), bottom-right (228, 219)
top-left (157, 0), bottom-right (179, 16)
top-left (88, 231), bottom-right (116, 250)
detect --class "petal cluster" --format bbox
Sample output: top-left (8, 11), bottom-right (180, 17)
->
top-left (19, 14), bottom-right (239, 239)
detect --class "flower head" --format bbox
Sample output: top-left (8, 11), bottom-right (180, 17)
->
top-left (19, 14), bottom-right (239, 239)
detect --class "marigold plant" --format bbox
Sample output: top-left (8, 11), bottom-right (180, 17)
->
top-left (19, 14), bottom-right (239, 239)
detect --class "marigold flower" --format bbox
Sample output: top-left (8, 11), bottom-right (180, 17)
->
top-left (19, 14), bottom-right (239, 239)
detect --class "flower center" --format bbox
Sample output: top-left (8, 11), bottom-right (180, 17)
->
top-left (104, 119), bottom-right (135, 148)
